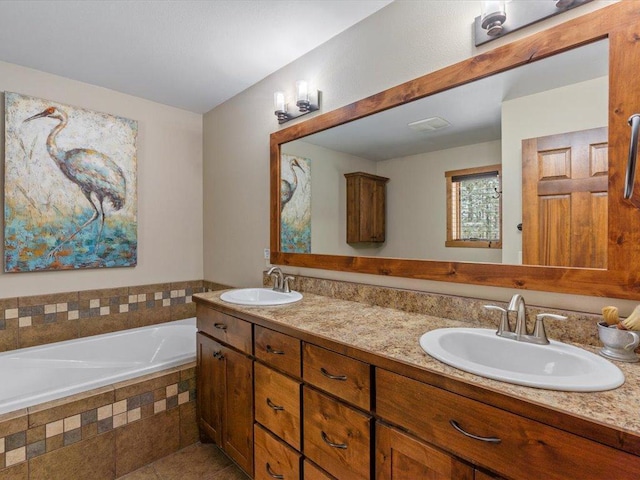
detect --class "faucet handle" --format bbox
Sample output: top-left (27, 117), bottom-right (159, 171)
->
top-left (484, 305), bottom-right (511, 335)
top-left (282, 276), bottom-right (295, 293)
top-left (533, 313), bottom-right (567, 344)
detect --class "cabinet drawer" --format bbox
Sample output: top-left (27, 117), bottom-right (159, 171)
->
top-left (255, 362), bottom-right (302, 450)
top-left (303, 460), bottom-right (335, 480)
top-left (197, 304), bottom-right (252, 353)
top-left (376, 369), bottom-right (640, 480)
top-left (255, 424), bottom-right (301, 480)
top-left (302, 343), bottom-right (370, 409)
top-left (255, 326), bottom-right (301, 377)
top-left (303, 386), bottom-right (371, 480)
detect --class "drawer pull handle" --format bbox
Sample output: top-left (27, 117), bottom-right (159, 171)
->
top-left (266, 398), bottom-right (284, 411)
top-left (266, 462), bottom-right (284, 479)
top-left (320, 367), bottom-right (347, 381)
top-left (266, 345), bottom-right (285, 355)
top-left (213, 323), bottom-right (227, 330)
top-left (321, 431), bottom-right (348, 449)
top-left (449, 420), bottom-right (501, 444)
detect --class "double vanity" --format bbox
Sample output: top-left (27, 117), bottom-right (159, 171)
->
top-left (194, 288), bottom-right (640, 480)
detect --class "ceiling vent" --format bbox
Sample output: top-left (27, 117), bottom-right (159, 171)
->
top-left (408, 116), bottom-right (451, 132)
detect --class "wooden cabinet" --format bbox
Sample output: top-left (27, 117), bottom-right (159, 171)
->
top-left (254, 362), bottom-right (302, 450)
top-left (197, 332), bottom-right (224, 445)
top-left (376, 368), bottom-right (640, 480)
top-left (196, 306), bottom-right (254, 476)
top-left (303, 386), bottom-right (371, 480)
top-left (345, 171), bottom-right (389, 243)
top-left (303, 461), bottom-right (336, 480)
top-left (255, 326), bottom-right (301, 377)
top-left (302, 343), bottom-right (371, 410)
top-left (376, 422), bottom-right (473, 480)
top-left (196, 299), bottom-right (640, 480)
top-left (254, 424), bottom-right (301, 480)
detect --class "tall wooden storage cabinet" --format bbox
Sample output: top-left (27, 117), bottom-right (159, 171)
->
top-left (345, 172), bottom-right (389, 243)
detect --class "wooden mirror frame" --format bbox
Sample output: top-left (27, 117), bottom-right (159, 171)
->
top-left (270, 2), bottom-right (640, 300)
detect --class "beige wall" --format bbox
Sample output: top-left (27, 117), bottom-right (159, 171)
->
top-left (0, 60), bottom-right (203, 297)
top-left (377, 140), bottom-right (502, 263)
top-left (202, 0), bottom-right (634, 314)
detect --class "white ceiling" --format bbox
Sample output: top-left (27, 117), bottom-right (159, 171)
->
top-left (300, 40), bottom-right (608, 160)
top-left (0, 0), bottom-right (392, 114)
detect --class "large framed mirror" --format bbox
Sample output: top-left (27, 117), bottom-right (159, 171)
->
top-left (270, 2), bottom-right (640, 300)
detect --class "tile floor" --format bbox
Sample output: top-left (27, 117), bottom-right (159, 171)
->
top-left (116, 442), bottom-right (249, 480)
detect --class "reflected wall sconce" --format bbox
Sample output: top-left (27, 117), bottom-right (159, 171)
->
top-left (274, 80), bottom-right (320, 124)
top-left (474, 0), bottom-right (593, 46)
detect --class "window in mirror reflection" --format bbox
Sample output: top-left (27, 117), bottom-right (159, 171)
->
top-left (446, 164), bottom-right (502, 249)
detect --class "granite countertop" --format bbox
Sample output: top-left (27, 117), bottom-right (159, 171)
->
top-left (194, 290), bottom-right (640, 441)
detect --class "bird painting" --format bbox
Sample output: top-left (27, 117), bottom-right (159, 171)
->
top-left (280, 157), bottom-right (304, 212)
top-left (4, 92), bottom-right (138, 272)
top-left (279, 154), bottom-right (311, 253)
top-left (23, 106), bottom-right (126, 257)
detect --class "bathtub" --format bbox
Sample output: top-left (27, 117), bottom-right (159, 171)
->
top-left (0, 317), bottom-right (196, 415)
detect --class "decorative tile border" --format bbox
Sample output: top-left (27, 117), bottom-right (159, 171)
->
top-left (0, 280), bottom-right (238, 354)
top-left (0, 365), bottom-right (196, 471)
top-left (1, 287), bottom-right (198, 330)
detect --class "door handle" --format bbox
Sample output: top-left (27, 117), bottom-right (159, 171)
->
top-left (624, 114), bottom-right (640, 199)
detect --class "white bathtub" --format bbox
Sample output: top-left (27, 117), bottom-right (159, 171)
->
top-left (0, 318), bottom-right (196, 415)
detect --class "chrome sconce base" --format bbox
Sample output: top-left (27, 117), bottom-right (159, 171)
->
top-left (274, 80), bottom-right (320, 125)
top-left (274, 91), bottom-right (320, 125)
top-left (474, 0), bottom-right (593, 47)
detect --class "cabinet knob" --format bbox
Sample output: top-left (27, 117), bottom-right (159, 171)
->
top-left (321, 431), bottom-right (348, 449)
top-left (266, 462), bottom-right (284, 479)
top-left (320, 367), bottom-right (348, 381)
top-left (213, 323), bottom-right (227, 330)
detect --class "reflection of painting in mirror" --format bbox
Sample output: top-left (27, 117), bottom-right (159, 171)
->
top-left (280, 40), bottom-right (608, 266)
top-left (280, 154), bottom-right (311, 253)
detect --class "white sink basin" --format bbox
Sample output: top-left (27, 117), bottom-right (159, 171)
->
top-left (420, 328), bottom-right (624, 392)
top-left (220, 288), bottom-right (302, 306)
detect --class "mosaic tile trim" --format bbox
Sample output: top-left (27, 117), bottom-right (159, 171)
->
top-left (0, 283), bottom-right (207, 331)
top-left (0, 375), bottom-right (195, 471)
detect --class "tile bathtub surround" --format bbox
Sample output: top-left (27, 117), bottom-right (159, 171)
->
top-left (0, 362), bottom-right (197, 478)
top-left (0, 280), bottom-right (208, 353)
top-left (262, 272), bottom-right (603, 346)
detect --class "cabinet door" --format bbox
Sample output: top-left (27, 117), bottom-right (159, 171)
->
top-left (254, 424), bottom-right (301, 480)
top-left (371, 178), bottom-right (386, 242)
top-left (223, 345), bottom-right (254, 476)
top-left (376, 423), bottom-right (473, 480)
top-left (303, 386), bottom-right (371, 480)
top-left (197, 332), bottom-right (224, 445)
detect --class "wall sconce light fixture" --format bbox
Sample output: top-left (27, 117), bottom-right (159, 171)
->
top-left (274, 80), bottom-right (320, 124)
top-left (474, 0), bottom-right (593, 46)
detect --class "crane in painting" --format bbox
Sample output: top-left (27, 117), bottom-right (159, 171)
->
top-left (280, 157), bottom-right (304, 212)
top-left (23, 106), bottom-right (126, 257)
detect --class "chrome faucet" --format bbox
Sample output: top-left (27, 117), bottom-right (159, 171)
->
top-left (485, 294), bottom-right (567, 345)
top-left (267, 266), bottom-right (283, 291)
top-left (267, 266), bottom-right (295, 293)
top-left (508, 294), bottom-right (528, 340)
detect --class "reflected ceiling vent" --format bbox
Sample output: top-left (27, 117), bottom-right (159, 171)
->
top-left (408, 116), bottom-right (451, 132)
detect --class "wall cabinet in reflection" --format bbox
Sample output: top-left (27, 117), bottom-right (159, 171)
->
top-left (345, 172), bottom-right (389, 244)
